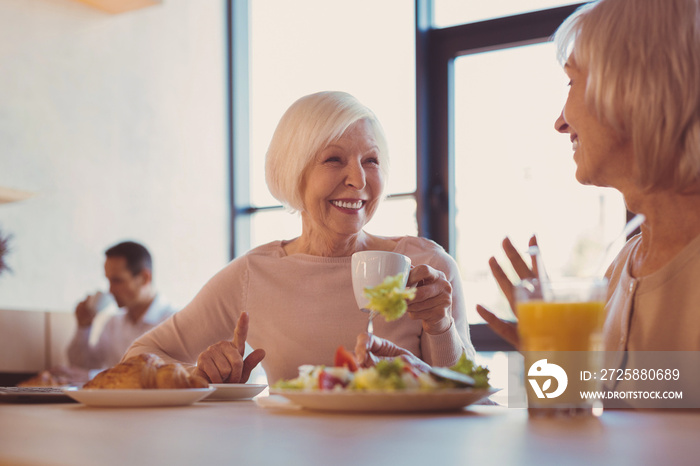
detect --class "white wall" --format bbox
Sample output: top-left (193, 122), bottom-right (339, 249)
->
top-left (0, 0), bottom-right (230, 313)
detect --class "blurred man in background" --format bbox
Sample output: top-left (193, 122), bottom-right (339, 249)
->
top-left (67, 241), bottom-right (176, 371)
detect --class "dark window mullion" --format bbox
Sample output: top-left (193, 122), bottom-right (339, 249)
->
top-left (229, 0), bottom-right (251, 260)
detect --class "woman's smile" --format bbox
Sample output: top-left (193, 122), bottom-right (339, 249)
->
top-left (330, 199), bottom-right (365, 212)
top-left (570, 134), bottom-right (579, 152)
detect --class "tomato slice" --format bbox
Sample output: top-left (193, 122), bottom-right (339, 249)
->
top-left (334, 346), bottom-right (358, 372)
top-left (402, 364), bottom-right (419, 379)
top-left (318, 370), bottom-right (347, 390)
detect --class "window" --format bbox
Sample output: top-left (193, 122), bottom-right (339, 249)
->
top-left (231, 0), bottom-right (417, 256)
top-left (230, 1), bottom-right (627, 353)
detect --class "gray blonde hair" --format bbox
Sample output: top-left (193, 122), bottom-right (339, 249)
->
top-left (265, 91), bottom-right (389, 211)
top-left (554, 0), bottom-right (700, 192)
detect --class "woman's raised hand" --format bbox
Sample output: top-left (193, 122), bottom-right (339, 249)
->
top-left (193, 312), bottom-right (265, 383)
top-left (475, 235), bottom-right (540, 349)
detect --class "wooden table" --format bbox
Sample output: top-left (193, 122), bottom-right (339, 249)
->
top-left (1, 397), bottom-right (699, 465)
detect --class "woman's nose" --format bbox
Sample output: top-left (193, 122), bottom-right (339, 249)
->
top-left (555, 109), bottom-right (569, 133)
top-left (345, 160), bottom-right (366, 190)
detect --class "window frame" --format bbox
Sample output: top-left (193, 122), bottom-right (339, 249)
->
top-left (228, 0), bottom-right (250, 259)
top-left (415, 1), bottom-right (588, 253)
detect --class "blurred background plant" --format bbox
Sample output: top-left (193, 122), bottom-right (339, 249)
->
top-left (0, 187), bottom-right (32, 278)
top-left (0, 227), bottom-right (10, 276)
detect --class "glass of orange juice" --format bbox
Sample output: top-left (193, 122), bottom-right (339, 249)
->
top-left (516, 277), bottom-right (608, 416)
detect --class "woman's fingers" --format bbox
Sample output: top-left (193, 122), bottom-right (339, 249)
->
top-left (503, 237), bottom-right (536, 280)
top-left (406, 264), bottom-right (436, 290)
top-left (355, 333), bottom-right (406, 366)
top-left (232, 312), bottom-right (250, 356)
top-left (408, 279), bottom-right (451, 310)
top-left (194, 353), bottom-right (224, 383)
top-left (527, 235), bottom-right (540, 278)
top-left (406, 265), bottom-right (452, 334)
top-left (406, 293), bottom-right (451, 329)
top-left (196, 341), bottom-right (243, 383)
top-left (479, 236), bottom-right (539, 350)
top-left (240, 348), bottom-right (266, 383)
top-left (354, 333), bottom-right (376, 367)
top-left (490, 236), bottom-right (541, 313)
top-left (354, 333), bottom-right (430, 372)
top-left (488, 256), bottom-right (516, 312)
top-left (194, 313), bottom-right (264, 384)
top-left (476, 304), bottom-right (519, 349)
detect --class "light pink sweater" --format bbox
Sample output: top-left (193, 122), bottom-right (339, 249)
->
top-left (126, 236), bottom-right (474, 383)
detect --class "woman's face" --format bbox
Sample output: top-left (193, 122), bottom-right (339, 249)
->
top-left (301, 119), bottom-right (385, 239)
top-left (555, 62), bottom-right (634, 189)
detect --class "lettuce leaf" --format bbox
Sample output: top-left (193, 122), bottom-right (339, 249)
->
top-left (449, 353), bottom-right (491, 388)
top-left (363, 273), bottom-right (416, 321)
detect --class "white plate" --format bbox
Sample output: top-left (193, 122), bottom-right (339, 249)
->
top-left (205, 384), bottom-right (267, 401)
top-left (269, 387), bottom-right (499, 412)
top-left (63, 387), bottom-right (215, 407)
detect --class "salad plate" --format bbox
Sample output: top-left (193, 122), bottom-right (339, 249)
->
top-left (205, 384), bottom-right (267, 401)
top-left (269, 387), bottom-right (499, 413)
top-left (63, 387), bottom-right (214, 407)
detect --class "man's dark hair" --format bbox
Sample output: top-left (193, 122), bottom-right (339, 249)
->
top-left (105, 241), bottom-right (152, 277)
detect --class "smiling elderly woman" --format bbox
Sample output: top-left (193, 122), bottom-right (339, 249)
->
top-left (125, 91), bottom-right (474, 384)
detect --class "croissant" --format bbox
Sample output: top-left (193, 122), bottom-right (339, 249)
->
top-left (18, 370), bottom-right (60, 387)
top-left (84, 353), bottom-right (208, 389)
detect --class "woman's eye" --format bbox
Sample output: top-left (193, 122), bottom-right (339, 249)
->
top-left (324, 156), bottom-right (342, 164)
top-left (364, 157), bottom-right (380, 166)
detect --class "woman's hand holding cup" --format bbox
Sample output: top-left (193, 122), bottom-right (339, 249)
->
top-left (406, 264), bottom-right (454, 335)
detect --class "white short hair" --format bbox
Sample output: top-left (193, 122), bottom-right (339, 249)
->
top-left (265, 91), bottom-right (389, 211)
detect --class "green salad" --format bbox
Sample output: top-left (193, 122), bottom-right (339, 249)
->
top-left (272, 350), bottom-right (490, 392)
top-left (449, 353), bottom-right (491, 388)
top-left (364, 273), bottom-right (416, 321)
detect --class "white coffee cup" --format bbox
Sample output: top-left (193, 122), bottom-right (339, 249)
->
top-left (351, 251), bottom-right (412, 310)
top-left (89, 291), bottom-right (115, 313)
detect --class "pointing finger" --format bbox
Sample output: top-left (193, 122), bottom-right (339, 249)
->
top-left (232, 312), bottom-right (249, 357)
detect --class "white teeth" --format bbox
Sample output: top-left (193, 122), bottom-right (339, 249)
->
top-left (572, 139), bottom-right (579, 151)
top-left (332, 200), bottom-right (363, 210)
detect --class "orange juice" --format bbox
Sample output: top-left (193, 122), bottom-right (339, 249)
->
top-left (518, 300), bottom-right (606, 351)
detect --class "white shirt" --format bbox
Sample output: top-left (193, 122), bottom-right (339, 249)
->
top-left (67, 294), bottom-right (177, 370)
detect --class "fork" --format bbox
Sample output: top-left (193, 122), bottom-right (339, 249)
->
top-left (361, 308), bottom-right (377, 334)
